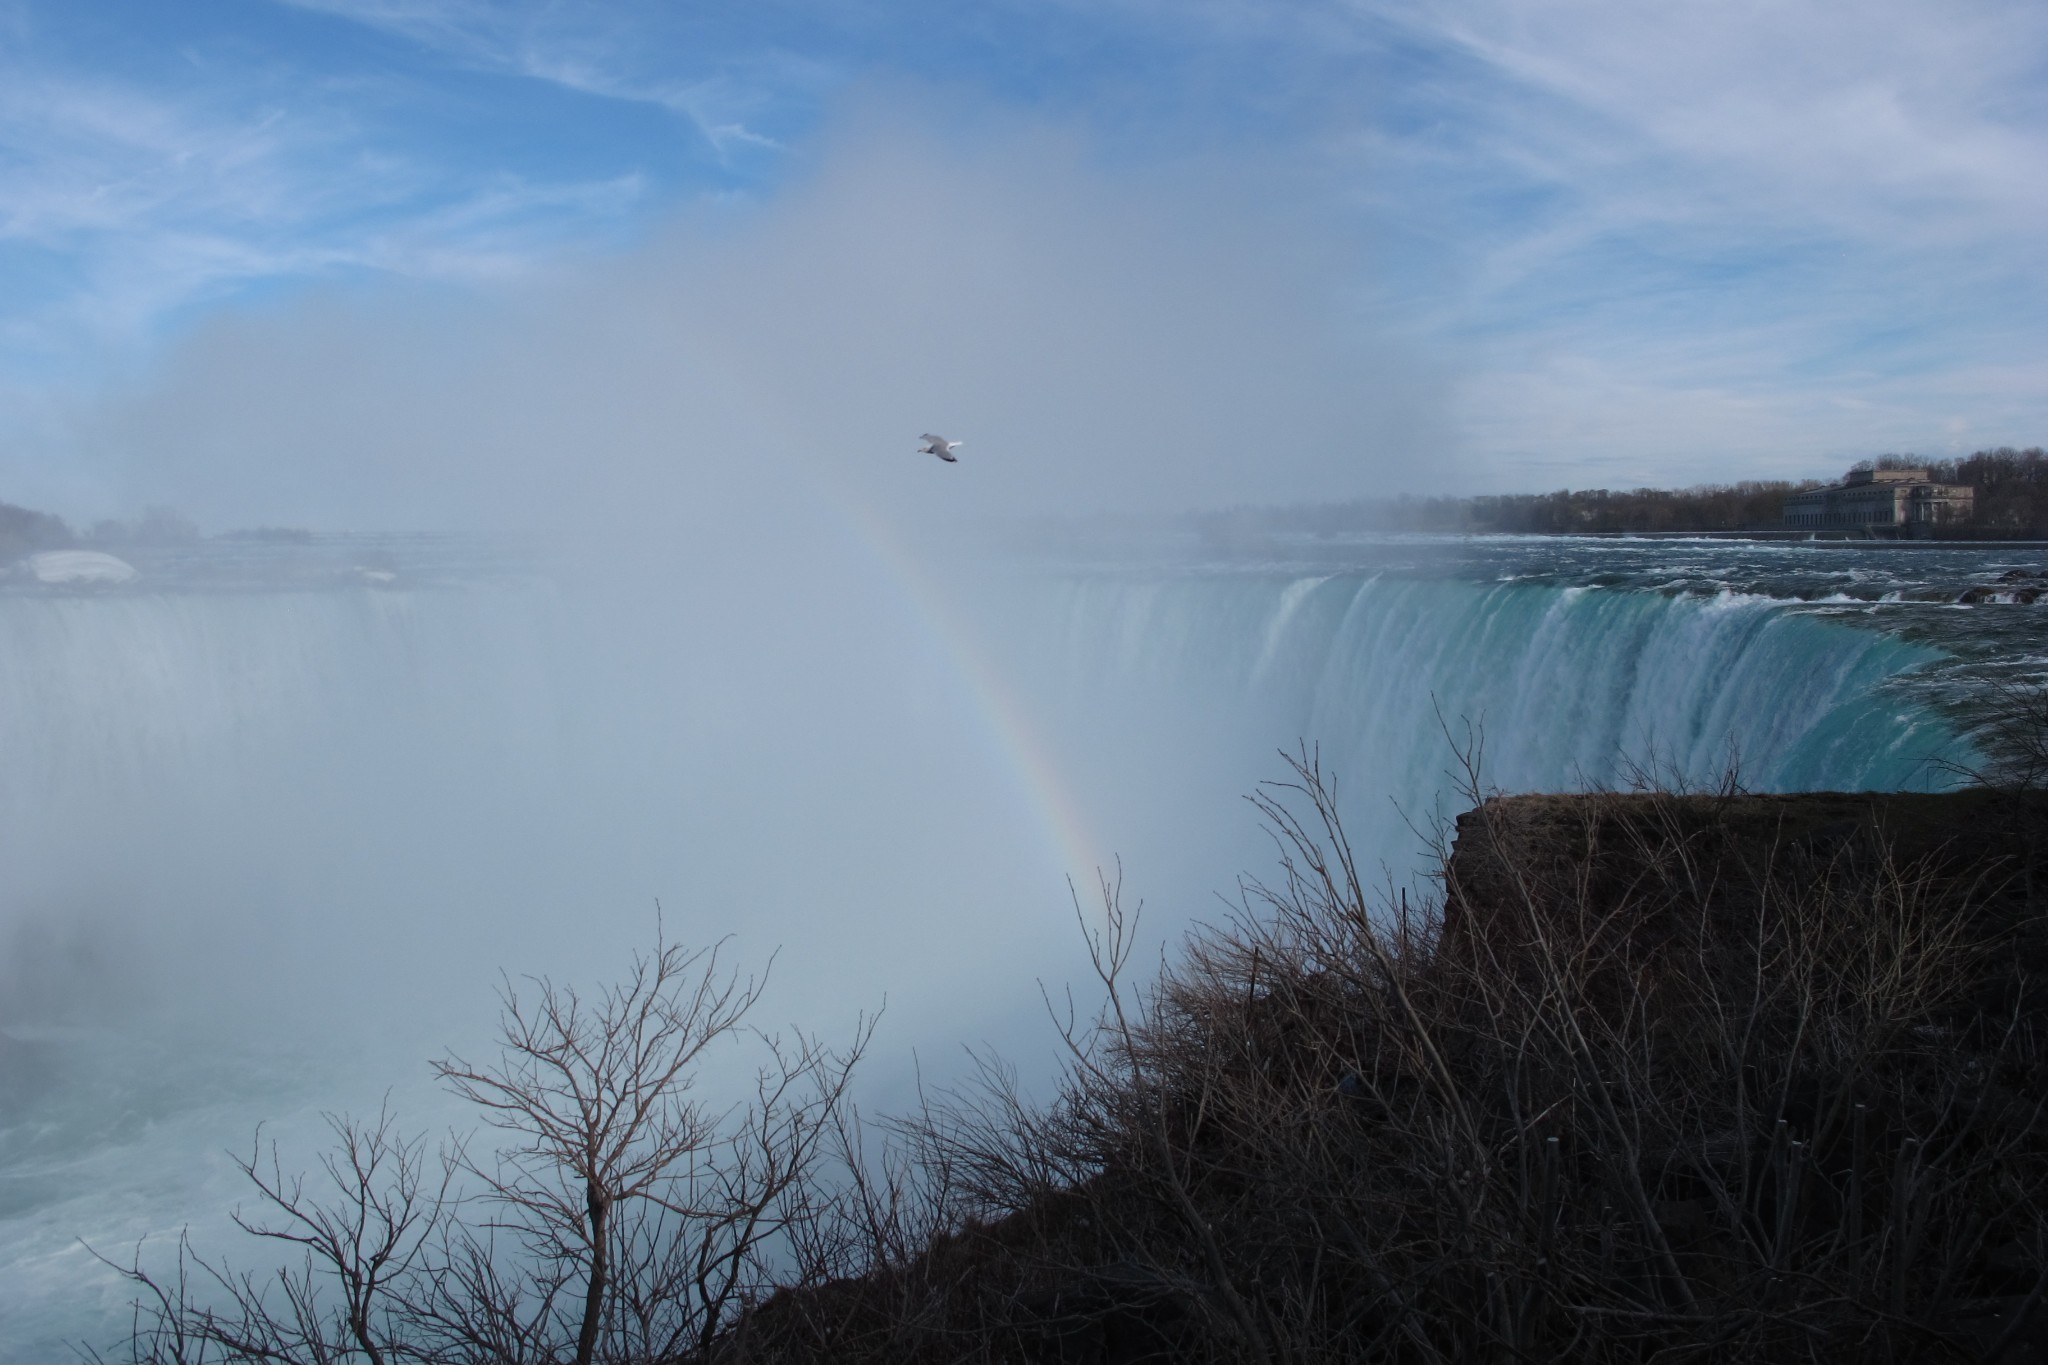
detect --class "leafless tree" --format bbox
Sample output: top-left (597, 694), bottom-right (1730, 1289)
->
top-left (89, 1104), bottom-right (452, 1364)
top-left (99, 932), bottom-right (868, 1365)
top-left (1942, 673), bottom-right (2048, 791)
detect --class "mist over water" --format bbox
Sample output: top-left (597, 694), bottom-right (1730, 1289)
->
top-left (0, 111), bottom-right (2031, 1360)
top-left (2, 521), bottom-right (2014, 1359)
top-left (0, 526), bottom-right (1092, 1358)
top-left (0, 117), bottom-right (1430, 1352)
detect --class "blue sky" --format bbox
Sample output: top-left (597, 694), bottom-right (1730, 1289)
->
top-left (2, 0), bottom-right (2045, 518)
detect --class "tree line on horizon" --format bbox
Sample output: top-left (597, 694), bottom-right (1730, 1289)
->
top-left (0, 500), bottom-right (203, 561)
top-left (0, 498), bottom-right (75, 560)
top-left (1192, 445), bottom-right (2048, 540)
top-left (1884, 448), bottom-right (2048, 537)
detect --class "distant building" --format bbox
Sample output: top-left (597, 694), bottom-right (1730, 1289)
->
top-left (1782, 467), bottom-right (1975, 532)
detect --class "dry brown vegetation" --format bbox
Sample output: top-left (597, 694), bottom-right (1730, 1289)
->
top-left (102, 761), bottom-right (2048, 1363)
top-left (732, 763), bottom-right (2048, 1364)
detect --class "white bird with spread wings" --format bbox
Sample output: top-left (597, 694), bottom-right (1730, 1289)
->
top-left (918, 433), bottom-right (963, 463)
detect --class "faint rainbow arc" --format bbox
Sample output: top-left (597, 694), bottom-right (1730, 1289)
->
top-left (836, 496), bottom-right (1106, 881)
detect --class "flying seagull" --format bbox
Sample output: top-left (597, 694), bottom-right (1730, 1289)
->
top-left (918, 433), bottom-right (963, 463)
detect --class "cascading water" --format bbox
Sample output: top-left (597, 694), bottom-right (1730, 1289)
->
top-left (1041, 572), bottom-right (1953, 788)
top-left (994, 549), bottom-right (1975, 918)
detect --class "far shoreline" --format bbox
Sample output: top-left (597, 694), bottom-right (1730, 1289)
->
top-left (1534, 530), bottom-right (2048, 547)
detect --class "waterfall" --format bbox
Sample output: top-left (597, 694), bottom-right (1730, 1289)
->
top-left (1046, 573), bottom-right (1953, 788)
top-left (1010, 571), bottom-right (1961, 899)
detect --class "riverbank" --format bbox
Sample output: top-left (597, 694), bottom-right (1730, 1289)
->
top-left (1575, 529), bottom-right (2048, 545)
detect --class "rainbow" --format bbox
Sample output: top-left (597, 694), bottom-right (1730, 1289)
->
top-left (835, 493), bottom-right (1107, 883)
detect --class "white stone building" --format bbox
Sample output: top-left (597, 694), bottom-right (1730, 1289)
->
top-left (1782, 468), bottom-right (1975, 532)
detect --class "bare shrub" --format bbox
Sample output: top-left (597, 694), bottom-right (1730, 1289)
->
top-left (1944, 674), bottom-right (2048, 792)
top-left (96, 932), bottom-right (867, 1365)
top-left (734, 753), bottom-right (2048, 1364)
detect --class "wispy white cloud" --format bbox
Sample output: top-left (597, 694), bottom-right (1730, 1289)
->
top-left (273, 0), bottom-right (835, 159)
top-left (1307, 0), bottom-right (2048, 473)
top-left (0, 0), bottom-right (848, 400)
top-left (0, 21), bottom-right (661, 381)
top-left (1413, 0), bottom-right (2048, 238)
top-left (1042, 0), bottom-right (2047, 475)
